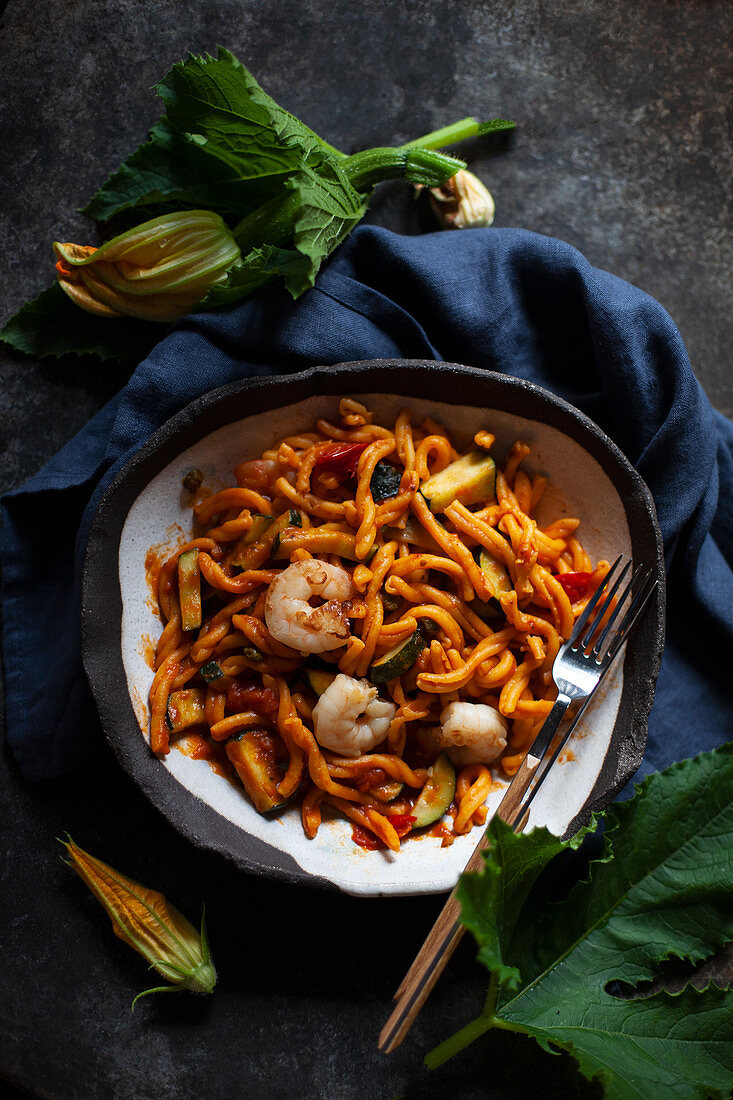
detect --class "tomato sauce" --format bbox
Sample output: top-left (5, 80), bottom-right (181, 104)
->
top-left (426, 821), bottom-right (456, 848)
top-left (354, 767), bottom-right (388, 792)
top-left (351, 813), bottom-right (416, 851)
top-left (352, 825), bottom-right (384, 851)
top-left (144, 547), bottom-right (166, 612)
top-left (226, 677), bottom-right (278, 721)
top-left (175, 733), bottom-right (234, 781)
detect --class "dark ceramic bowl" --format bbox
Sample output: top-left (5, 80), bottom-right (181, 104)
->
top-left (82, 360), bottom-right (665, 895)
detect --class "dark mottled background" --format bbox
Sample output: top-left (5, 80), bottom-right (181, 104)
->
top-left (0, 2), bottom-right (730, 1098)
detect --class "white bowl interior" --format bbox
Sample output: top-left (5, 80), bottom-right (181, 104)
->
top-left (119, 393), bottom-right (630, 895)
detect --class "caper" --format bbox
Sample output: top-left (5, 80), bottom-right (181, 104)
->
top-left (382, 592), bottom-right (401, 613)
top-left (182, 467), bottom-right (204, 493)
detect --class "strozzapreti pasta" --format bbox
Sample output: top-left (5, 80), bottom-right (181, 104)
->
top-left (147, 399), bottom-right (609, 852)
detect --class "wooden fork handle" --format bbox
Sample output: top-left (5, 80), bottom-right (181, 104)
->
top-left (378, 754), bottom-right (543, 1052)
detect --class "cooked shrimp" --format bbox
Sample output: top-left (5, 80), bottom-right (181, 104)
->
top-left (438, 701), bottom-right (508, 766)
top-left (312, 674), bottom-right (396, 757)
top-left (265, 559), bottom-right (355, 654)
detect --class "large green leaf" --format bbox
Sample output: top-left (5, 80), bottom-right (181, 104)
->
top-left (428, 743), bottom-right (733, 1099)
top-left (458, 815), bottom-right (598, 993)
top-left (163, 48), bottom-right (342, 163)
top-left (285, 158), bottom-right (369, 297)
top-left (83, 120), bottom-right (282, 223)
top-left (0, 284), bottom-right (160, 363)
top-left (201, 245), bottom-right (313, 309)
top-left (84, 49), bottom-right (337, 223)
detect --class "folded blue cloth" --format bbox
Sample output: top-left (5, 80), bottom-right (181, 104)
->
top-left (2, 226), bottom-right (731, 781)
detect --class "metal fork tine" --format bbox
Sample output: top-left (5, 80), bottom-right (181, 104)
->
top-left (607, 570), bottom-right (658, 664)
top-left (591, 560), bottom-right (646, 659)
top-left (571, 557), bottom-right (631, 651)
top-left (511, 567), bottom-right (659, 824)
top-left (568, 555), bottom-right (623, 646)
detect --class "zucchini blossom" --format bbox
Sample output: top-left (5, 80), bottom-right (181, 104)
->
top-left (426, 169), bottom-right (495, 230)
top-left (62, 836), bottom-right (217, 1006)
top-left (53, 211), bottom-right (241, 322)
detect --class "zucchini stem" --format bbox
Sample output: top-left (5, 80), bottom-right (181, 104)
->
top-left (404, 116), bottom-right (516, 151)
top-left (402, 117), bottom-right (481, 151)
top-left (232, 192), bottom-right (300, 254)
top-left (344, 147), bottom-right (465, 191)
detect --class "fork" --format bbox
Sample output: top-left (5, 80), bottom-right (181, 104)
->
top-left (378, 556), bottom-right (658, 1053)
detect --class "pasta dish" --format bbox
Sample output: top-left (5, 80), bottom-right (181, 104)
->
top-left (147, 399), bottom-right (608, 852)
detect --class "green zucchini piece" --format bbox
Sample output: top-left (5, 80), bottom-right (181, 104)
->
top-left (177, 548), bottom-right (202, 632)
top-left (370, 461), bottom-right (401, 503)
top-left (370, 625), bottom-right (425, 684)
top-left (200, 660), bottom-right (224, 683)
top-left (225, 730), bottom-right (290, 814)
top-left (240, 512), bottom-right (274, 547)
top-left (421, 452), bottom-right (496, 513)
top-left (305, 669), bottom-right (337, 697)
top-left (382, 516), bottom-right (441, 552)
top-left (478, 549), bottom-right (512, 599)
top-left (469, 597), bottom-right (503, 621)
top-left (274, 527), bottom-right (356, 561)
top-left (411, 753), bottom-right (456, 827)
top-left (166, 688), bottom-right (206, 733)
top-left (270, 509), bottom-right (303, 553)
top-left (229, 510), bottom-right (301, 568)
top-left (274, 527), bottom-right (377, 563)
top-left (372, 780), bottom-right (404, 802)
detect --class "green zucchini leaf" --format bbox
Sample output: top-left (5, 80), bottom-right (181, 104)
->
top-left (201, 245), bottom-right (314, 309)
top-left (0, 284), bottom-right (160, 363)
top-left (83, 119), bottom-right (282, 223)
top-left (428, 743), bottom-right (733, 1099)
top-left (284, 158), bottom-right (369, 297)
top-left (458, 815), bottom-right (597, 994)
top-left (84, 48), bottom-right (338, 223)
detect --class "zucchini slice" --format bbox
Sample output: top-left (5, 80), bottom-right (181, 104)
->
top-left (305, 669), bottom-right (337, 697)
top-left (469, 597), bottom-right (503, 621)
top-left (225, 729), bottom-right (290, 815)
top-left (275, 528), bottom-right (355, 561)
top-left (370, 461), bottom-right (401, 503)
top-left (165, 688), bottom-right (207, 733)
top-left (274, 526), bottom-right (376, 563)
top-left (411, 753), bottom-right (456, 827)
top-left (371, 779), bottom-right (404, 802)
top-left (239, 512), bottom-right (274, 547)
top-left (421, 452), bottom-right (496, 513)
top-left (200, 660), bottom-right (224, 683)
top-left (370, 625), bottom-right (425, 684)
top-left (478, 549), bottom-right (512, 599)
top-left (382, 516), bottom-right (441, 553)
top-left (270, 509), bottom-right (303, 553)
top-left (178, 548), bottom-right (202, 632)
top-left (229, 510), bottom-right (301, 567)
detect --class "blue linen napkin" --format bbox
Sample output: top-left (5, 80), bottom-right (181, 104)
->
top-left (2, 226), bottom-right (731, 782)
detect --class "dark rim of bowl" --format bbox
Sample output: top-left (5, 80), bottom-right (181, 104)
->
top-left (81, 359), bottom-right (666, 894)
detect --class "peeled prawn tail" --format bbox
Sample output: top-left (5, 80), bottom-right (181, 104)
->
top-left (272, 678), bottom-right (380, 805)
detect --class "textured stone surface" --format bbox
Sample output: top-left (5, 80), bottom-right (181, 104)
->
top-left (0, 1), bottom-right (730, 1097)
